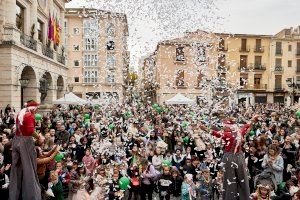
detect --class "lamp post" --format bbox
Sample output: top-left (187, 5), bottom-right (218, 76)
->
top-left (19, 78), bottom-right (29, 107)
top-left (286, 77), bottom-right (299, 105)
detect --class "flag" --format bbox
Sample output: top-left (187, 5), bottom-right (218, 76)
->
top-left (55, 17), bottom-right (61, 45)
top-left (53, 15), bottom-right (57, 43)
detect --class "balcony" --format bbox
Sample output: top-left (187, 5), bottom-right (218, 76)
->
top-left (217, 65), bottom-right (229, 73)
top-left (275, 49), bottom-right (282, 55)
top-left (20, 33), bottom-right (37, 51)
top-left (252, 63), bottom-right (266, 70)
top-left (274, 66), bottom-right (283, 72)
top-left (296, 68), bottom-right (300, 73)
top-left (254, 46), bottom-right (264, 53)
top-left (174, 55), bottom-right (186, 63)
top-left (217, 45), bottom-right (228, 51)
top-left (254, 84), bottom-right (267, 90)
top-left (239, 46), bottom-right (250, 52)
top-left (296, 51), bottom-right (300, 57)
top-left (238, 66), bottom-right (249, 71)
top-left (274, 87), bottom-right (284, 92)
top-left (42, 45), bottom-right (54, 59)
top-left (57, 53), bottom-right (66, 65)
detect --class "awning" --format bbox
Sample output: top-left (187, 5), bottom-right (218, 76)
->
top-left (165, 93), bottom-right (196, 105)
top-left (53, 92), bottom-right (88, 105)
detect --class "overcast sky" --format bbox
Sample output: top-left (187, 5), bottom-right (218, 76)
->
top-left (66, 0), bottom-right (300, 69)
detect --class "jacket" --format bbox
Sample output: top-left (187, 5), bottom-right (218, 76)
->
top-left (261, 154), bottom-right (284, 184)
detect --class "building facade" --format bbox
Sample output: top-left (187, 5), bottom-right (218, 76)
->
top-left (65, 8), bottom-right (129, 103)
top-left (0, 0), bottom-right (70, 110)
top-left (141, 26), bottom-right (300, 105)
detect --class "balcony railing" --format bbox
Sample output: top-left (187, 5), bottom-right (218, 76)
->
top-left (239, 46), bottom-right (250, 52)
top-left (217, 45), bottom-right (228, 51)
top-left (57, 53), bottom-right (66, 65)
top-left (238, 66), bottom-right (249, 71)
top-left (254, 46), bottom-right (264, 53)
top-left (254, 84), bottom-right (267, 90)
top-left (252, 63), bottom-right (266, 70)
top-left (296, 68), bottom-right (300, 73)
top-left (274, 87), bottom-right (283, 92)
top-left (296, 51), bottom-right (300, 56)
top-left (274, 66), bottom-right (283, 72)
top-left (20, 33), bottom-right (37, 51)
top-left (217, 65), bottom-right (229, 72)
top-left (275, 49), bottom-right (282, 55)
top-left (42, 45), bottom-right (54, 59)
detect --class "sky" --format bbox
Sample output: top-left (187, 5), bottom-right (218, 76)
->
top-left (66, 0), bottom-right (300, 69)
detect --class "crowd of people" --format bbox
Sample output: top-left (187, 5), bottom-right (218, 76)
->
top-left (0, 101), bottom-right (300, 200)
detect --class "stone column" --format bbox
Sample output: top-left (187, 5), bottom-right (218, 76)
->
top-left (5, 0), bottom-right (16, 27)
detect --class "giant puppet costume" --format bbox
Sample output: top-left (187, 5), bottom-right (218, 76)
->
top-left (211, 116), bottom-right (256, 200)
top-left (9, 101), bottom-right (41, 200)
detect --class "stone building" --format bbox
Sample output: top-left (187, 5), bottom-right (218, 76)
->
top-left (0, 0), bottom-right (70, 110)
top-left (141, 26), bottom-right (300, 105)
top-left (65, 8), bottom-right (130, 103)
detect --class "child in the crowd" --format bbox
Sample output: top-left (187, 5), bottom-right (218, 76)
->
top-left (251, 185), bottom-right (272, 200)
top-left (47, 170), bottom-right (64, 200)
top-left (158, 166), bottom-right (173, 200)
top-left (199, 167), bottom-right (213, 200)
top-left (108, 171), bottom-right (122, 200)
top-left (128, 163), bottom-right (140, 200)
top-left (170, 168), bottom-right (183, 199)
top-left (181, 173), bottom-right (197, 200)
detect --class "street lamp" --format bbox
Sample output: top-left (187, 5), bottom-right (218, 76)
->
top-left (19, 78), bottom-right (29, 107)
top-left (286, 77), bottom-right (299, 104)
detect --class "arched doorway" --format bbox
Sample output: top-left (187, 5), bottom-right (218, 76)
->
top-left (39, 72), bottom-right (53, 104)
top-left (20, 66), bottom-right (37, 107)
top-left (57, 76), bottom-right (64, 99)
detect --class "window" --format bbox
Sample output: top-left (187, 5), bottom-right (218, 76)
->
top-left (197, 46), bottom-right (206, 62)
top-left (83, 54), bottom-right (98, 67)
top-left (175, 47), bottom-right (185, 61)
top-left (73, 45), bottom-right (80, 51)
top-left (106, 23), bottom-right (116, 36)
top-left (275, 58), bottom-right (282, 67)
top-left (288, 45), bottom-right (292, 52)
top-left (73, 28), bottom-right (80, 35)
top-left (175, 70), bottom-right (184, 87)
top-left (106, 74), bottom-right (115, 84)
top-left (240, 73), bottom-right (248, 88)
top-left (288, 60), bottom-right (292, 68)
top-left (275, 75), bottom-right (282, 89)
top-left (16, 3), bottom-right (24, 32)
top-left (218, 54), bottom-right (226, 67)
top-left (297, 59), bottom-right (300, 72)
top-left (297, 43), bottom-right (300, 55)
top-left (254, 56), bottom-right (262, 68)
top-left (254, 74), bottom-right (262, 89)
top-left (256, 39), bottom-right (261, 48)
top-left (74, 60), bottom-right (80, 67)
top-left (107, 54), bottom-right (116, 69)
top-left (240, 55), bottom-right (248, 68)
top-left (84, 38), bottom-right (98, 51)
top-left (107, 41), bottom-right (115, 51)
top-left (197, 71), bottom-right (203, 87)
top-left (218, 38), bottom-right (225, 50)
top-left (74, 77), bottom-right (79, 82)
top-left (241, 38), bottom-right (248, 51)
top-left (84, 70), bottom-right (98, 83)
top-left (37, 20), bottom-right (44, 43)
top-left (83, 19), bottom-right (99, 37)
top-left (275, 42), bottom-right (282, 55)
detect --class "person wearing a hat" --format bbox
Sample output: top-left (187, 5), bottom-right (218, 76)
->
top-left (9, 100), bottom-right (42, 200)
top-left (211, 115), bottom-right (258, 200)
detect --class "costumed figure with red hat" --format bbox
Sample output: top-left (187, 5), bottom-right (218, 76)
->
top-left (211, 115), bottom-right (258, 200)
top-left (9, 100), bottom-right (42, 200)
